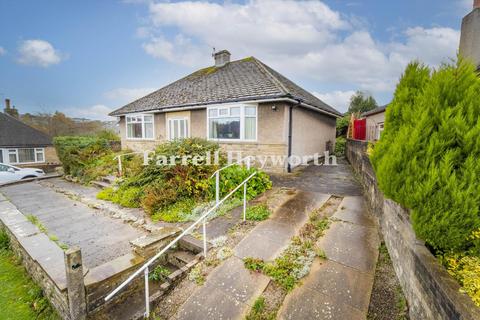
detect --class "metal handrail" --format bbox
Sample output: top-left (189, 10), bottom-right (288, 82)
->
top-left (113, 151), bottom-right (153, 176)
top-left (210, 155), bottom-right (254, 205)
top-left (104, 170), bottom-right (258, 317)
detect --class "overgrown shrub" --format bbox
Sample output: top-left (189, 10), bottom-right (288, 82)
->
top-left (246, 204), bottom-right (271, 221)
top-left (215, 165), bottom-right (272, 200)
top-left (334, 137), bottom-right (346, 156)
top-left (371, 59), bottom-right (480, 254)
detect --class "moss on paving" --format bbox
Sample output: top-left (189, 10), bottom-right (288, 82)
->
top-left (0, 230), bottom-right (59, 320)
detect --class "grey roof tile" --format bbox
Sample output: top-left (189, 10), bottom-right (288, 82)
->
top-left (110, 57), bottom-right (341, 117)
top-left (0, 112), bottom-right (53, 147)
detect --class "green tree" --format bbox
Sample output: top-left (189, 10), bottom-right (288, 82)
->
top-left (347, 91), bottom-right (378, 115)
top-left (371, 59), bottom-right (480, 254)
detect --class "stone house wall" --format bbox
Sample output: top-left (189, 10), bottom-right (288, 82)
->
top-left (346, 139), bottom-right (480, 320)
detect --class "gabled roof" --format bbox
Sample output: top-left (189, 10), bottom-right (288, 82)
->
top-left (0, 112), bottom-right (53, 147)
top-left (362, 105), bottom-right (387, 117)
top-left (110, 57), bottom-right (341, 117)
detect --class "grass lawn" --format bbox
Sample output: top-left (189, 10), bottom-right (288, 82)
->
top-left (0, 232), bottom-right (59, 320)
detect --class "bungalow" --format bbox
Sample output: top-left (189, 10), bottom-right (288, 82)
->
top-left (0, 102), bottom-right (59, 168)
top-left (109, 51), bottom-right (342, 172)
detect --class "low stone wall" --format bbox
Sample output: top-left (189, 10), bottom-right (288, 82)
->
top-left (346, 139), bottom-right (480, 320)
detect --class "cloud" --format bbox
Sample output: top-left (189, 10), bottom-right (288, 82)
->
top-left (17, 39), bottom-right (64, 67)
top-left (65, 104), bottom-right (114, 121)
top-left (104, 87), bottom-right (156, 103)
top-left (314, 90), bottom-right (356, 113)
top-left (137, 0), bottom-right (460, 96)
top-left (0, 47), bottom-right (6, 56)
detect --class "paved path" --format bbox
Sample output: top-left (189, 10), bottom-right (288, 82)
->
top-left (278, 196), bottom-right (379, 319)
top-left (174, 190), bottom-right (330, 319)
top-left (0, 181), bottom-right (146, 268)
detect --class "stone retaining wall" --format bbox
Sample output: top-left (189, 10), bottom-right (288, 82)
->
top-left (0, 195), bottom-right (70, 319)
top-left (345, 139), bottom-right (480, 320)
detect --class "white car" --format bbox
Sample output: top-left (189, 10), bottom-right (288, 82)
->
top-left (0, 163), bottom-right (45, 184)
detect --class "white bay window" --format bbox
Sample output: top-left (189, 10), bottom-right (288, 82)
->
top-left (126, 114), bottom-right (154, 139)
top-left (208, 105), bottom-right (257, 141)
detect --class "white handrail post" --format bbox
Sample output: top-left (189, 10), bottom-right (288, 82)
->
top-left (243, 182), bottom-right (247, 221)
top-left (202, 219), bottom-right (207, 257)
top-left (215, 171), bottom-right (220, 205)
top-left (118, 156), bottom-right (123, 176)
top-left (247, 157), bottom-right (251, 170)
top-left (144, 267), bottom-right (150, 318)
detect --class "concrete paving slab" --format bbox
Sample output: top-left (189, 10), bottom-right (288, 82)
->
top-left (207, 257), bottom-right (270, 305)
top-left (234, 232), bottom-right (289, 261)
top-left (303, 259), bottom-right (374, 312)
top-left (318, 221), bottom-right (379, 274)
top-left (333, 196), bottom-right (376, 227)
top-left (278, 285), bottom-right (365, 320)
top-left (176, 285), bottom-right (249, 320)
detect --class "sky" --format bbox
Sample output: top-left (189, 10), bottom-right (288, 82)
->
top-left (0, 0), bottom-right (473, 120)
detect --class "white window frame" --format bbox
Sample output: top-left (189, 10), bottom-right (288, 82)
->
top-left (167, 117), bottom-right (190, 140)
top-left (125, 114), bottom-right (155, 140)
top-left (3, 148), bottom-right (45, 165)
top-left (206, 104), bottom-right (258, 142)
top-left (376, 122), bottom-right (384, 140)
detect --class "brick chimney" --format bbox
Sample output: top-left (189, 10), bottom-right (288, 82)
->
top-left (460, 1), bottom-right (480, 67)
top-left (213, 50), bottom-right (231, 67)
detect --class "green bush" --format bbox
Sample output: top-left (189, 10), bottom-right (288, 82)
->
top-left (334, 137), bottom-right (346, 156)
top-left (215, 165), bottom-right (272, 200)
top-left (0, 229), bottom-right (10, 251)
top-left (246, 204), bottom-right (271, 221)
top-left (371, 59), bottom-right (480, 254)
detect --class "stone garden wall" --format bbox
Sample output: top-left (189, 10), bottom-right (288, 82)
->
top-left (346, 139), bottom-right (480, 320)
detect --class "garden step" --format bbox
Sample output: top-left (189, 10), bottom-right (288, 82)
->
top-left (91, 180), bottom-right (111, 189)
top-left (102, 175), bottom-right (116, 184)
top-left (130, 227), bottom-right (182, 258)
top-left (178, 234), bottom-right (204, 254)
top-left (167, 250), bottom-right (196, 268)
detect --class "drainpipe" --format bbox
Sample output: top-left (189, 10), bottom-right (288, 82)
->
top-left (287, 99), bottom-right (302, 173)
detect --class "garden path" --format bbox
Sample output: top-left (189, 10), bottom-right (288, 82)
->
top-left (174, 158), bottom-right (379, 320)
top-left (0, 181), bottom-right (145, 268)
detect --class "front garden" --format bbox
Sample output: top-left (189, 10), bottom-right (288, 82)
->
top-left (54, 137), bottom-right (272, 224)
top-left (370, 58), bottom-right (480, 306)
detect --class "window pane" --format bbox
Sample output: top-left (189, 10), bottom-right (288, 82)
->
top-left (18, 149), bottom-right (35, 163)
top-left (0, 150), bottom-right (3, 163)
top-left (8, 150), bottom-right (17, 163)
top-left (144, 123), bottom-right (153, 139)
top-left (144, 115), bottom-right (153, 123)
top-left (245, 117), bottom-right (256, 140)
top-left (245, 106), bottom-right (256, 116)
top-left (128, 123), bottom-right (143, 138)
top-left (209, 118), bottom-right (240, 139)
top-left (0, 164), bottom-right (8, 172)
top-left (219, 108), bottom-right (228, 116)
top-left (179, 120), bottom-right (185, 138)
top-left (208, 109), bottom-right (218, 117)
top-left (36, 151), bottom-right (44, 162)
top-left (230, 107), bottom-right (240, 116)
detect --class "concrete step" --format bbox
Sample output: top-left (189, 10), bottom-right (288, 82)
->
top-left (102, 175), bottom-right (116, 184)
top-left (130, 227), bottom-right (182, 259)
top-left (178, 234), bottom-right (204, 254)
top-left (167, 250), bottom-right (196, 268)
top-left (91, 180), bottom-right (111, 189)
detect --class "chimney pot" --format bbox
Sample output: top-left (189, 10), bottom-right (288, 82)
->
top-left (213, 50), bottom-right (231, 67)
top-left (5, 99), bottom-right (10, 110)
top-left (475, 0), bottom-right (480, 9)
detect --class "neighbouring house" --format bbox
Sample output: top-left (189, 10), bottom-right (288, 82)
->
top-left (362, 105), bottom-right (387, 141)
top-left (460, 0), bottom-right (480, 69)
top-left (0, 100), bottom-right (59, 169)
top-left (109, 50), bottom-right (341, 172)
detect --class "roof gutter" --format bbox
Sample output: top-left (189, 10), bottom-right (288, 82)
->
top-left (110, 97), bottom-right (342, 118)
